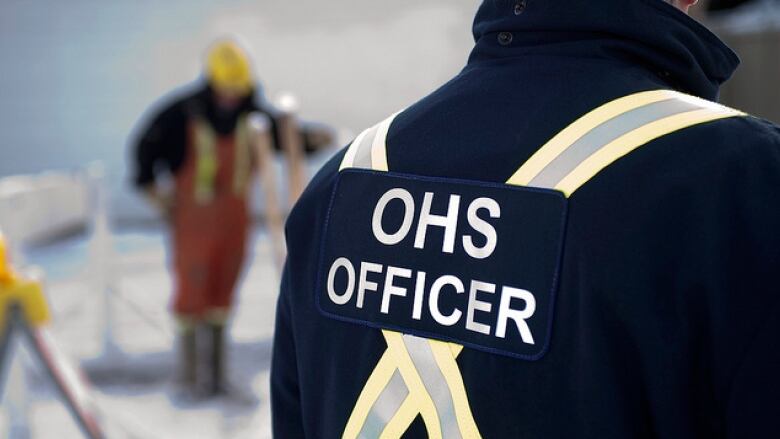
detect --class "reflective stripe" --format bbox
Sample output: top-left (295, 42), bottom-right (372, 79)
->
top-left (528, 97), bottom-right (702, 188)
top-left (428, 339), bottom-right (480, 438)
top-left (340, 111), bottom-right (400, 172)
top-left (380, 395), bottom-right (417, 438)
top-left (509, 90), bottom-right (744, 194)
top-left (371, 111), bottom-right (400, 172)
top-left (340, 128), bottom-right (369, 171)
top-left (383, 330), bottom-right (443, 439)
top-left (507, 89), bottom-right (678, 186)
top-left (353, 125), bottom-right (380, 169)
top-left (343, 352), bottom-right (398, 438)
top-left (402, 335), bottom-right (461, 439)
top-left (358, 371), bottom-right (408, 439)
top-left (193, 118), bottom-right (218, 204)
top-left (554, 106), bottom-right (740, 195)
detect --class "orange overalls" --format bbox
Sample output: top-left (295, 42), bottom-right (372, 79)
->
top-left (171, 115), bottom-right (253, 319)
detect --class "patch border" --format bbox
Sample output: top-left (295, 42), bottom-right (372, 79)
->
top-left (315, 168), bottom-right (569, 361)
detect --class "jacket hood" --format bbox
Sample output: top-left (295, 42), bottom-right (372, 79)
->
top-left (469, 0), bottom-right (739, 100)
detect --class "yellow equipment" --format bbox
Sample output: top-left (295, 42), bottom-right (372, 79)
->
top-left (0, 234), bottom-right (50, 329)
top-left (205, 39), bottom-right (253, 96)
top-left (0, 233), bottom-right (12, 284)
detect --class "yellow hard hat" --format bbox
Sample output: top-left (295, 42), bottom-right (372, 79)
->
top-left (205, 39), bottom-right (253, 96)
top-left (0, 233), bottom-right (13, 284)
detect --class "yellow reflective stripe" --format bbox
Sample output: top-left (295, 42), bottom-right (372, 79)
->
top-left (193, 119), bottom-right (218, 204)
top-left (507, 89), bottom-right (680, 186)
top-left (341, 111), bottom-right (400, 172)
top-left (555, 106), bottom-right (743, 196)
top-left (383, 330), bottom-right (443, 439)
top-left (340, 128), bottom-right (371, 171)
top-left (429, 339), bottom-right (481, 438)
top-left (371, 111), bottom-right (401, 172)
top-left (378, 341), bottom-right (469, 437)
top-left (342, 351), bottom-right (398, 439)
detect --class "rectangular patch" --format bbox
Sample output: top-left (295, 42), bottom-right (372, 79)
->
top-left (316, 169), bottom-right (567, 360)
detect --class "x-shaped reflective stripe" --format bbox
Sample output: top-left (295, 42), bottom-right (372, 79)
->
top-left (349, 332), bottom-right (474, 439)
top-left (341, 90), bottom-right (743, 439)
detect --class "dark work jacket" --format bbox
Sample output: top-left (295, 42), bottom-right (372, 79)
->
top-left (272, 0), bottom-right (780, 437)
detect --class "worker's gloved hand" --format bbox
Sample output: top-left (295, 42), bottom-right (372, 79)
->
top-left (302, 123), bottom-right (336, 153)
top-left (143, 185), bottom-right (176, 223)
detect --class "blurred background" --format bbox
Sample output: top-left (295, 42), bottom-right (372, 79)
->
top-left (0, 0), bottom-right (777, 438)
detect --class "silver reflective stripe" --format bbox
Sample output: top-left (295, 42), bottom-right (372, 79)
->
top-left (528, 97), bottom-right (703, 188)
top-left (358, 371), bottom-right (409, 439)
top-left (353, 125), bottom-right (381, 169)
top-left (403, 335), bottom-right (461, 439)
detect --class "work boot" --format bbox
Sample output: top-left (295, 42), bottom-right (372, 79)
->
top-left (178, 327), bottom-right (197, 387)
top-left (176, 316), bottom-right (198, 392)
top-left (207, 322), bottom-right (226, 396)
top-left (170, 324), bottom-right (203, 404)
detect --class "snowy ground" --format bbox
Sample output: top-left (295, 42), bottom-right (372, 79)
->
top-left (1, 227), bottom-right (280, 438)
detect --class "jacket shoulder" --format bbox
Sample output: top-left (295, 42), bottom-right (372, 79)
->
top-left (700, 114), bottom-right (780, 159)
top-left (671, 113), bottom-right (780, 188)
top-left (285, 148), bottom-right (345, 246)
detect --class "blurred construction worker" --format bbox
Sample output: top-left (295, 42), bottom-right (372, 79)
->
top-left (271, 0), bottom-right (780, 437)
top-left (131, 39), bottom-right (279, 397)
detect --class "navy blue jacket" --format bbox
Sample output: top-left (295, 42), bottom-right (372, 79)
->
top-left (272, 0), bottom-right (780, 437)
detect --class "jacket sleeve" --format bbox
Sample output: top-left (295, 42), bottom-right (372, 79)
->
top-left (271, 264), bottom-right (306, 437)
top-left (721, 119), bottom-right (780, 436)
top-left (131, 102), bottom-right (187, 188)
top-left (725, 297), bottom-right (780, 438)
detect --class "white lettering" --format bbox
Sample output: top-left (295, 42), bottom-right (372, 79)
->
top-left (496, 286), bottom-right (536, 344)
top-left (429, 275), bottom-right (464, 326)
top-left (357, 262), bottom-right (383, 308)
top-left (466, 280), bottom-right (495, 335)
top-left (372, 188), bottom-right (415, 246)
top-left (414, 192), bottom-right (460, 253)
top-left (327, 257), bottom-right (355, 305)
top-left (463, 197), bottom-right (500, 259)
top-left (412, 271), bottom-right (427, 320)
top-left (381, 266), bottom-right (412, 314)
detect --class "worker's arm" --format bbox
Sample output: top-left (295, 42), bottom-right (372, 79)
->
top-left (131, 99), bottom-right (187, 219)
top-left (276, 104), bottom-right (307, 206)
top-left (251, 113), bottom-right (286, 273)
top-left (271, 264), bottom-right (306, 437)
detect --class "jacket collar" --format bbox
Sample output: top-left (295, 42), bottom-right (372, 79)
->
top-left (468, 0), bottom-right (739, 100)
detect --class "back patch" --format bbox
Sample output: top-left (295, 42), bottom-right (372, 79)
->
top-left (316, 169), bottom-right (567, 360)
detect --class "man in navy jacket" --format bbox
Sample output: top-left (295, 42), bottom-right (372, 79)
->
top-left (272, 0), bottom-right (780, 437)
